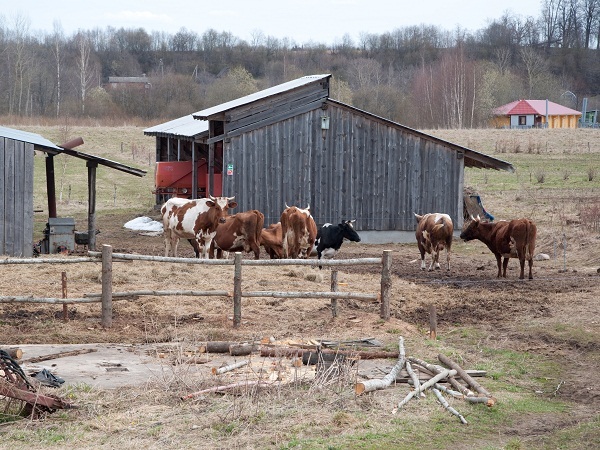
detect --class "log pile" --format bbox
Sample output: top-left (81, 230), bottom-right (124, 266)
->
top-left (355, 337), bottom-right (496, 424)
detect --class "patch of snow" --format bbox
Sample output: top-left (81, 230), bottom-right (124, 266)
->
top-left (124, 216), bottom-right (163, 233)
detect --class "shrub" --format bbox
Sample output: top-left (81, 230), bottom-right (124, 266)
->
top-left (587, 167), bottom-right (597, 181)
top-left (535, 168), bottom-right (546, 183)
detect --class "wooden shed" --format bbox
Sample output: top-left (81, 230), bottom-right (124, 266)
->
top-left (147, 74), bottom-right (514, 242)
top-left (0, 126), bottom-right (146, 257)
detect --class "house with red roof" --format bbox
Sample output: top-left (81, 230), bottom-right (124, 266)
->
top-left (491, 100), bottom-right (581, 129)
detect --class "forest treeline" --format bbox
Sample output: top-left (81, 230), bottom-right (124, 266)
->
top-left (1, 0), bottom-right (599, 129)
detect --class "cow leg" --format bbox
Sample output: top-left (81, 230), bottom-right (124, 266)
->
top-left (172, 238), bottom-right (179, 258)
top-left (518, 255), bottom-right (526, 280)
top-left (502, 257), bottom-right (510, 278)
top-left (495, 254), bottom-right (502, 277)
top-left (251, 243), bottom-right (261, 260)
top-left (445, 247), bottom-right (451, 271)
top-left (528, 257), bottom-right (534, 280)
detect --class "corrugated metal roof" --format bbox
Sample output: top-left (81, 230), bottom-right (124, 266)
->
top-left (144, 115), bottom-right (209, 139)
top-left (192, 74), bottom-right (331, 120)
top-left (494, 100), bottom-right (581, 116)
top-left (0, 125), bottom-right (62, 150)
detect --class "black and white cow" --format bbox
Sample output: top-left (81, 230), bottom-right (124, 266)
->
top-left (315, 220), bottom-right (361, 269)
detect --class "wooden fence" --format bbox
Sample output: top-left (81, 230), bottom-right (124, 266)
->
top-left (0, 245), bottom-right (392, 328)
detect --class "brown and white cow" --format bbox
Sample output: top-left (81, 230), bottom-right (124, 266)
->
top-left (209, 210), bottom-right (265, 259)
top-left (260, 222), bottom-right (284, 259)
top-left (280, 204), bottom-right (317, 259)
top-left (161, 195), bottom-right (237, 258)
top-left (459, 216), bottom-right (537, 280)
top-left (414, 213), bottom-right (454, 271)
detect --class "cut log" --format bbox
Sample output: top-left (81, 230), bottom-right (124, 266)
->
top-left (261, 347), bottom-right (398, 363)
top-left (405, 361), bottom-right (423, 398)
top-left (438, 353), bottom-right (495, 404)
top-left (229, 344), bottom-right (257, 356)
top-left (203, 341), bottom-right (238, 353)
top-left (5, 347), bottom-right (23, 360)
top-left (355, 337), bottom-right (406, 395)
top-left (21, 348), bottom-right (97, 364)
top-left (260, 347), bottom-right (304, 358)
top-left (211, 360), bottom-right (249, 375)
top-left (409, 356), bottom-right (475, 397)
top-left (181, 380), bottom-right (264, 400)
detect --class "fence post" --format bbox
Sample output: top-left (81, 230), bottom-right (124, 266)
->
top-left (233, 252), bottom-right (242, 328)
top-left (101, 244), bottom-right (113, 328)
top-left (62, 272), bottom-right (68, 322)
top-left (380, 250), bottom-right (392, 320)
top-left (330, 269), bottom-right (338, 318)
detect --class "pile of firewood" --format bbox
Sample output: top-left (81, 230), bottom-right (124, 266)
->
top-left (354, 337), bottom-right (495, 424)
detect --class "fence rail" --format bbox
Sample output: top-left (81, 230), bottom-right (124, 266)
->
top-left (0, 245), bottom-right (392, 328)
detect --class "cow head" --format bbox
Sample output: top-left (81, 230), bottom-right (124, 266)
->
top-left (459, 216), bottom-right (481, 241)
top-left (340, 220), bottom-right (361, 242)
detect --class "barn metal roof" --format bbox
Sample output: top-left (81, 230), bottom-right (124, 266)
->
top-left (0, 125), bottom-right (146, 177)
top-left (192, 74), bottom-right (332, 120)
top-left (327, 100), bottom-right (515, 172)
top-left (143, 115), bottom-right (209, 140)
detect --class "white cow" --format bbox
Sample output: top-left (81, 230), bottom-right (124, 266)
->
top-left (161, 196), bottom-right (237, 258)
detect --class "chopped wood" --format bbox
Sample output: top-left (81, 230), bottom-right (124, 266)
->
top-left (211, 360), bottom-right (249, 375)
top-left (355, 337), bottom-right (406, 395)
top-left (261, 347), bottom-right (399, 362)
top-left (392, 369), bottom-right (457, 414)
top-left (432, 387), bottom-right (468, 424)
top-left (5, 347), bottom-right (23, 360)
top-left (260, 347), bottom-right (305, 358)
top-left (177, 356), bottom-right (210, 365)
top-left (433, 383), bottom-right (464, 399)
top-left (408, 356), bottom-right (476, 397)
top-left (21, 348), bottom-right (97, 364)
top-left (438, 353), bottom-right (495, 404)
top-left (229, 344), bottom-right (257, 356)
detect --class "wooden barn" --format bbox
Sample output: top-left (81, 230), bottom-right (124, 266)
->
top-left (0, 126), bottom-right (146, 257)
top-left (146, 74), bottom-right (513, 242)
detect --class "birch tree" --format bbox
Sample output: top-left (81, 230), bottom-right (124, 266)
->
top-left (76, 32), bottom-right (95, 114)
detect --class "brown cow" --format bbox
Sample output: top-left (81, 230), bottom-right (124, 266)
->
top-left (414, 213), bottom-right (454, 271)
top-left (208, 210), bottom-right (265, 259)
top-left (459, 216), bottom-right (537, 280)
top-left (260, 222), bottom-right (284, 259)
top-left (280, 204), bottom-right (317, 259)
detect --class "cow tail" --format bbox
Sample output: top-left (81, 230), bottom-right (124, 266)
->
top-left (524, 220), bottom-right (532, 260)
top-left (255, 210), bottom-right (264, 246)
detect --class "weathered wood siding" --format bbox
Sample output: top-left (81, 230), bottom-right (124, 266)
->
top-left (0, 138), bottom-right (34, 256)
top-left (221, 102), bottom-right (463, 231)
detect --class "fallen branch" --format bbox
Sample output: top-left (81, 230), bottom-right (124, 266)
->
top-left (355, 337), bottom-right (405, 395)
top-left (405, 361), bottom-right (423, 398)
top-left (261, 347), bottom-right (398, 361)
top-left (212, 360), bottom-right (249, 375)
top-left (432, 387), bottom-right (468, 424)
top-left (181, 380), bottom-right (264, 400)
top-left (392, 369), bottom-right (457, 414)
top-left (438, 353), bottom-right (495, 406)
top-left (409, 356), bottom-right (475, 397)
top-left (21, 348), bottom-right (97, 364)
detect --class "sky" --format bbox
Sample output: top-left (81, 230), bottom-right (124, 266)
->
top-left (8, 0), bottom-right (543, 45)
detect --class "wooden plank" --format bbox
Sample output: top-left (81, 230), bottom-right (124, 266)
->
top-left (4, 138), bottom-right (15, 256)
top-left (23, 143), bottom-right (34, 258)
top-left (13, 140), bottom-right (24, 257)
top-left (0, 138), bottom-right (5, 255)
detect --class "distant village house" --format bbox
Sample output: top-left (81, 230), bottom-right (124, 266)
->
top-left (491, 100), bottom-right (581, 129)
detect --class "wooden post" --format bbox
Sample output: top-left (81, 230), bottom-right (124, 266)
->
top-left (233, 252), bottom-right (242, 328)
top-left (87, 161), bottom-right (98, 251)
top-left (380, 250), bottom-right (392, 320)
top-left (330, 269), bottom-right (338, 318)
top-left (62, 272), bottom-right (68, 322)
top-left (428, 304), bottom-right (437, 339)
top-left (101, 244), bottom-right (113, 328)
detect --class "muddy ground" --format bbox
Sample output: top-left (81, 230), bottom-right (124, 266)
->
top-left (1, 209), bottom-right (599, 447)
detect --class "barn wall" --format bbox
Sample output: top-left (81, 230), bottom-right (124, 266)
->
top-left (221, 104), bottom-right (462, 231)
top-left (0, 138), bottom-right (34, 257)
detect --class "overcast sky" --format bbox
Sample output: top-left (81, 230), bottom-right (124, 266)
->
top-left (8, 1), bottom-right (542, 45)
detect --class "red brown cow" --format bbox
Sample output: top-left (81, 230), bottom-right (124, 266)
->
top-left (459, 216), bottom-right (537, 280)
top-left (414, 213), bottom-right (454, 271)
top-left (161, 195), bottom-right (237, 258)
top-left (260, 222), bottom-right (284, 259)
top-left (280, 204), bottom-right (317, 259)
top-left (209, 210), bottom-right (265, 259)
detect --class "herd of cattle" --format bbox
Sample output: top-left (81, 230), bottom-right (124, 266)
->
top-left (160, 195), bottom-right (537, 279)
top-left (160, 195), bottom-right (361, 267)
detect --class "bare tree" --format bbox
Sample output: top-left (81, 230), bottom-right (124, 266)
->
top-left (50, 21), bottom-right (64, 117)
top-left (520, 47), bottom-right (548, 97)
top-left (8, 13), bottom-right (32, 116)
top-left (75, 32), bottom-right (95, 114)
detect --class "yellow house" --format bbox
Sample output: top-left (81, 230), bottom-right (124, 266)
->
top-left (491, 100), bottom-right (581, 129)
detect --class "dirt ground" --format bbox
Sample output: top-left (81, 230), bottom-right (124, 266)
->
top-left (1, 209), bottom-right (599, 447)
